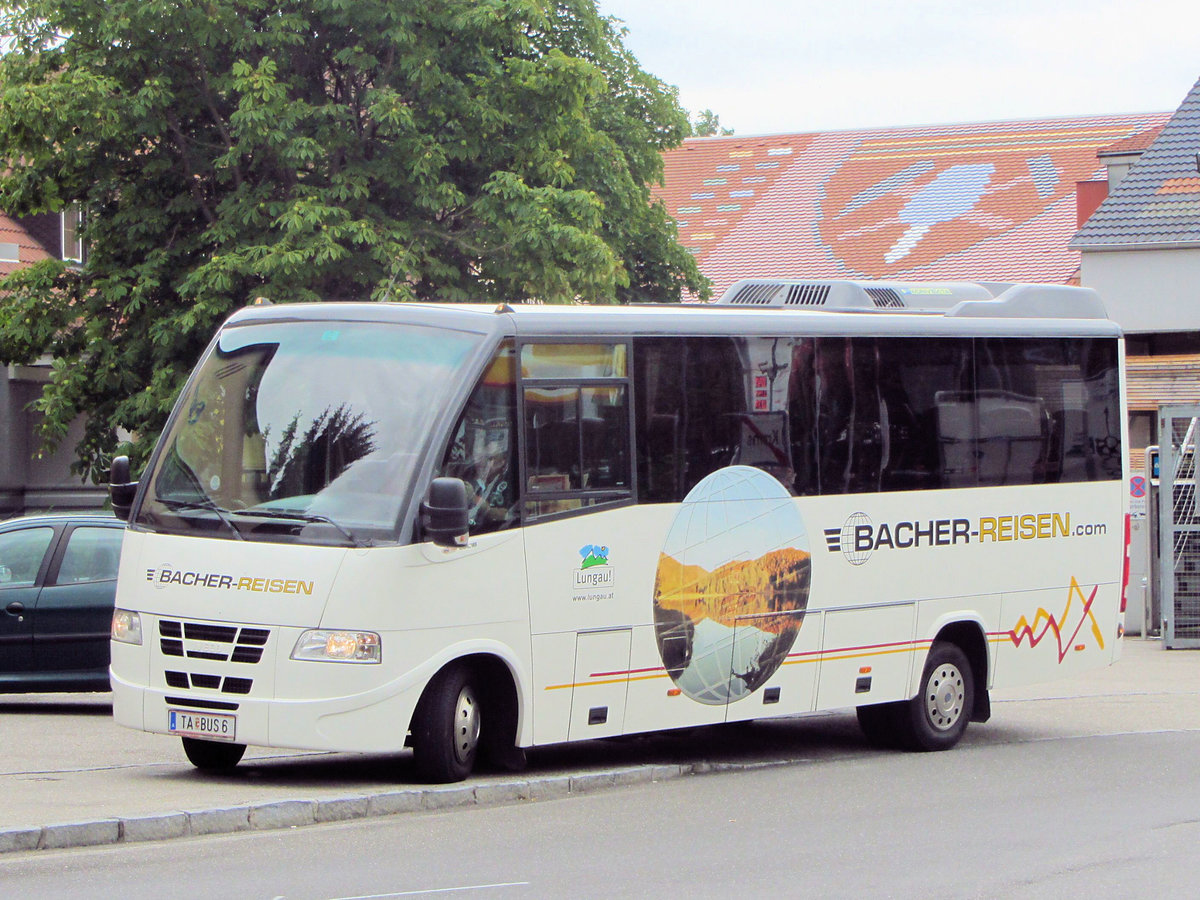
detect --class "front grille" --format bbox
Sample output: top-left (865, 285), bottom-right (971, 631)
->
top-left (239, 628), bottom-right (269, 646)
top-left (158, 620), bottom-right (271, 664)
top-left (184, 622), bottom-right (238, 643)
top-left (222, 677), bottom-right (253, 695)
top-left (165, 695), bottom-right (239, 711)
top-left (164, 669), bottom-right (255, 695)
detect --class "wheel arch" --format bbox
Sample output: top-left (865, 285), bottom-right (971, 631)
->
top-left (929, 618), bottom-right (991, 723)
top-left (408, 649), bottom-right (526, 749)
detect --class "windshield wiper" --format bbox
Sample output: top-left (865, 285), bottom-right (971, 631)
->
top-left (233, 508), bottom-right (363, 546)
top-left (157, 498), bottom-right (245, 541)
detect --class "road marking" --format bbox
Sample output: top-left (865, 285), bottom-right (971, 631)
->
top-left (330, 883), bottom-right (529, 899)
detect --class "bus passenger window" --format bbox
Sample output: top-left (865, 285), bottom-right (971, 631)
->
top-left (520, 341), bottom-right (633, 519)
top-left (974, 338), bottom-right (1121, 485)
top-left (525, 387), bottom-right (585, 492)
top-left (811, 338), bottom-right (883, 494)
top-left (524, 387), bottom-right (631, 493)
top-left (877, 338), bottom-right (973, 491)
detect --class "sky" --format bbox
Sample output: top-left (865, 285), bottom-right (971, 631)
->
top-left (595, 0), bottom-right (1200, 135)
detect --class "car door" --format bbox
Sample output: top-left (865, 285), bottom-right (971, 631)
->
top-left (0, 525), bottom-right (59, 677)
top-left (32, 525), bottom-right (123, 676)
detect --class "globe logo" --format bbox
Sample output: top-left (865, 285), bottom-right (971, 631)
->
top-left (840, 512), bottom-right (873, 566)
top-left (652, 466), bottom-right (811, 705)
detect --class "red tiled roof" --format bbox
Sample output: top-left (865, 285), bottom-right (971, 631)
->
top-left (1098, 124), bottom-right (1164, 157)
top-left (0, 212), bottom-right (55, 277)
top-left (656, 114), bottom-right (1171, 299)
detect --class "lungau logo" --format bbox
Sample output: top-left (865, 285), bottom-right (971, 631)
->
top-left (574, 544), bottom-right (614, 591)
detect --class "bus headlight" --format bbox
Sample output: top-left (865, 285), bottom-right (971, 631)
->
top-left (111, 609), bottom-right (143, 645)
top-left (291, 630), bottom-right (381, 663)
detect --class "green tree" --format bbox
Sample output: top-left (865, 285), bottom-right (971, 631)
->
top-left (690, 108), bottom-right (733, 137)
top-left (0, 0), bottom-right (708, 481)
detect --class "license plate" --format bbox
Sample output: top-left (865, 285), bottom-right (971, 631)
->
top-left (168, 709), bottom-right (237, 742)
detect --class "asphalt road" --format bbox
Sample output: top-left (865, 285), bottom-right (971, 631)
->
top-left (3, 728), bottom-right (1199, 899)
top-left (1, 638), bottom-right (1197, 861)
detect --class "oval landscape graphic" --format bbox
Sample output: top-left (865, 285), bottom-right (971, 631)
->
top-left (652, 466), bottom-right (811, 704)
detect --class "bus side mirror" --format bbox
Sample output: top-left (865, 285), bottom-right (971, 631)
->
top-left (421, 477), bottom-right (470, 548)
top-left (109, 455), bottom-right (138, 522)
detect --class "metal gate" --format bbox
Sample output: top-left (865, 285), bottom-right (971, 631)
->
top-left (1158, 405), bottom-right (1200, 648)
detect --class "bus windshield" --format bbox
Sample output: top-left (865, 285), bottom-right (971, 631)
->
top-left (136, 320), bottom-right (483, 546)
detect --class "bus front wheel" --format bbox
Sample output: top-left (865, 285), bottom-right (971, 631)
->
top-left (898, 642), bottom-right (973, 751)
top-left (181, 737), bottom-right (246, 771)
top-left (412, 663), bottom-right (481, 783)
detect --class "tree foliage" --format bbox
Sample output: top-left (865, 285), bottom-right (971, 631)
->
top-left (689, 108), bottom-right (732, 137)
top-left (0, 0), bottom-right (708, 481)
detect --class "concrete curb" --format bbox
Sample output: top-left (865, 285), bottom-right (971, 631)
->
top-left (0, 760), bottom-right (721, 855)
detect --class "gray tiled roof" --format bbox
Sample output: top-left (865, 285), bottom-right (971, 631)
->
top-left (1072, 76), bottom-right (1200, 248)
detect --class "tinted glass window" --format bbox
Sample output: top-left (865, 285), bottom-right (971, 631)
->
top-left (633, 334), bottom-right (1120, 505)
top-left (524, 386), bottom-right (630, 493)
top-left (632, 338), bottom-right (745, 502)
top-left (808, 338), bottom-right (885, 494)
top-left (521, 342), bottom-right (632, 519)
top-left (975, 338), bottom-right (1121, 484)
top-left (520, 343), bottom-right (626, 378)
top-left (634, 339), bottom-right (687, 502)
top-left (525, 386), bottom-right (587, 492)
top-left (682, 339), bottom-right (744, 490)
top-left (876, 339), bottom-right (974, 491)
top-left (0, 527), bottom-right (54, 587)
top-left (439, 343), bottom-right (519, 534)
top-left (56, 527), bottom-right (123, 584)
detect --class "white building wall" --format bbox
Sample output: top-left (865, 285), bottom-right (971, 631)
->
top-left (1080, 247), bottom-right (1200, 334)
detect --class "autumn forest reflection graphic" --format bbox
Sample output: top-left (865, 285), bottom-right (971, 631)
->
top-left (652, 467), bottom-right (811, 705)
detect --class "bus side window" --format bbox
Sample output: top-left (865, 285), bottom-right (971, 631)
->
top-left (520, 342), bottom-right (633, 518)
top-left (810, 337), bottom-right (883, 495)
top-left (878, 338), bottom-right (974, 491)
top-left (975, 338), bottom-right (1121, 485)
top-left (438, 344), bottom-right (518, 534)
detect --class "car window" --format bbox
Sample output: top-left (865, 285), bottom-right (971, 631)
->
top-left (55, 527), bottom-right (123, 584)
top-left (0, 527), bottom-right (55, 588)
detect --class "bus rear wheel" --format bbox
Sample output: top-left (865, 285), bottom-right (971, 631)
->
top-left (181, 737), bottom-right (246, 771)
top-left (412, 663), bottom-right (481, 783)
top-left (897, 642), bottom-right (973, 751)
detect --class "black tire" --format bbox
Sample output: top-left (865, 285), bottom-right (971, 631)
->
top-left (856, 701), bottom-right (904, 749)
top-left (181, 737), bottom-right (246, 771)
top-left (411, 664), bottom-right (481, 783)
top-left (896, 642), bottom-right (974, 751)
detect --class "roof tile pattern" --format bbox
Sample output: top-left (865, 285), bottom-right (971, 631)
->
top-left (0, 212), bottom-right (56, 277)
top-left (657, 114), bottom-right (1169, 298)
top-left (1072, 77), bottom-right (1200, 248)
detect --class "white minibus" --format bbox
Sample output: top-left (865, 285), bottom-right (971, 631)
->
top-left (108, 279), bottom-right (1129, 782)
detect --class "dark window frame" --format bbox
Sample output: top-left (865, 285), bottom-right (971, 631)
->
top-left (515, 338), bottom-right (637, 522)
